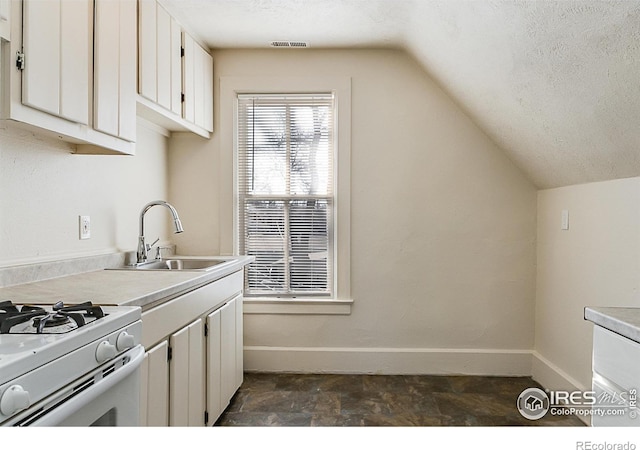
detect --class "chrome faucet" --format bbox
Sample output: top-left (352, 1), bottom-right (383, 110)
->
top-left (137, 201), bottom-right (184, 264)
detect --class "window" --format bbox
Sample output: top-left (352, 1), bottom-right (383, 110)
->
top-left (237, 94), bottom-right (335, 297)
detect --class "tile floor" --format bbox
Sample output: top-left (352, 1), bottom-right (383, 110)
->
top-left (215, 373), bottom-right (586, 427)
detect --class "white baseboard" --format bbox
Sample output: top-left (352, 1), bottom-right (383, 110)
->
top-left (531, 351), bottom-right (590, 425)
top-left (244, 346), bottom-right (533, 376)
top-left (531, 351), bottom-right (588, 392)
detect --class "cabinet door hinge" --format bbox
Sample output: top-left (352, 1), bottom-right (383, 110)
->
top-left (204, 411), bottom-right (209, 425)
top-left (181, 46), bottom-right (185, 57)
top-left (16, 51), bottom-right (25, 71)
top-left (204, 323), bottom-right (208, 337)
top-left (167, 346), bottom-right (173, 361)
top-left (181, 93), bottom-right (185, 103)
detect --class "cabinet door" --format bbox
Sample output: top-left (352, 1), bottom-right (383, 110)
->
top-left (139, 340), bottom-right (169, 427)
top-left (22, 0), bottom-right (90, 124)
top-left (206, 307), bottom-right (223, 423)
top-left (137, 0), bottom-right (157, 102)
top-left (182, 32), bottom-right (212, 131)
top-left (138, 0), bottom-right (182, 114)
top-left (0, 0), bottom-right (9, 41)
top-left (235, 295), bottom-right (244, 390)
top-left (94, 0), bottom-right (136, 141)
top-left (169, 18), bottom-right (182, 115)
top-left (182, 31), bottom-right (195, 124)
top-left (220, 299), bottom-right (237, 408)
top-left (169, 318), bottom-right (205, 426)
top-left (201, 43), bottom-right (213, 131)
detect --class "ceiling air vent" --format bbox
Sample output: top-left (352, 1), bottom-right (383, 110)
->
top-left (270, 41), bottom-right (309, 48)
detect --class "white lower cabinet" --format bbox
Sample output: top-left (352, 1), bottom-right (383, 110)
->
top-left (139, 340), bottom-right (169, 426)
top-left (591, 325), bottom-right (640, 427)
top-left (169, 318), bottom-right (205, 426)
top-left (206, 308), bottom-right (223, 421)
top-left (206, 294), bottom-right (243, 423)
top-left (138, 271), bottom-right (244, 427)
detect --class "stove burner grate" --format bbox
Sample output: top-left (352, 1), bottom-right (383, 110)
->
top-left (0, 300), bottom-right (105, 334)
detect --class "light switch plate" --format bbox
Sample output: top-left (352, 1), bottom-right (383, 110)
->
top-left (561, 210), bottom-right (569, 230)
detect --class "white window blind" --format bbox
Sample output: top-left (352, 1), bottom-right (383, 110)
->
top-left (237, 93), bottom-right (335, 297)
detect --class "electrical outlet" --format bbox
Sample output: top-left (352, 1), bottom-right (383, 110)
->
top-left (79, 216), bottom-right (91, 240)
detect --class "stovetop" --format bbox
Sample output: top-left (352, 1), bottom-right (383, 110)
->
top-left (0, 300), bottom-right (105, 335)
top-left (0, 300), bottom-right (142, 386)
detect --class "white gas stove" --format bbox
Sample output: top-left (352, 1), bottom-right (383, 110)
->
top-left (0, 300), bottom-right (143, 426)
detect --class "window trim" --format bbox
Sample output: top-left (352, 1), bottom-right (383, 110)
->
top-left (219, 76), bottom-right (352, 313)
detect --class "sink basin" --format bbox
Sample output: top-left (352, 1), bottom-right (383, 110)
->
top-left (115, 258), bottom-right (230, 271)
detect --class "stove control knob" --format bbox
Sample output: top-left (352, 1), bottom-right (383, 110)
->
top-left (1, 385), bottom-right (31, 416)
top-left (116, 331), bottom-right (135, 351)
top-left (95, 340), bottom-right (117, 363)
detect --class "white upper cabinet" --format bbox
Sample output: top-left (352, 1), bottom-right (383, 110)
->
top-left (137, 0), bottom-right (213, 138)
top-left (1, 0), bottom-right (136, 155)
top-left (94, 0), bottom-right (136, 142)
top-left (138, 0), bottom-right (181, 114)
top-left (182, 31), bottom-right (213, 132)
top-left (22, 0), bottom-right (90, 124)
top-left (138, 0), bottom-right (157, 103)
top-left (0, 0), bottom-right (10, 41)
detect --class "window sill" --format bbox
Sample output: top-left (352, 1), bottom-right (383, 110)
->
top-left (242, 298), bottom-right (353, 315)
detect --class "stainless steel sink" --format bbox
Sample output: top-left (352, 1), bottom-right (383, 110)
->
top-left (114, 258), bottom-right (230, 271)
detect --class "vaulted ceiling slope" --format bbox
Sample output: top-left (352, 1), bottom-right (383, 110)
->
top-left (162, 0), bottom-right (640, 189)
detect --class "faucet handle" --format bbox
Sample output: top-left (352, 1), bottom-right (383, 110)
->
top-left (145, 237), bottom-right (160, 253)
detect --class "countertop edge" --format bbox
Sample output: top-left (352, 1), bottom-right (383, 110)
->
top-left (585, 307), bottom-right (640, 344)
top-left (0, 255), bottom-right (254, 312)
top-left (124, 256), bottom-right (254, 310)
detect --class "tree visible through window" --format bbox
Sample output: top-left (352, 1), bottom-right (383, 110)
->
top-left (237, 94), bottom-right (335, 297)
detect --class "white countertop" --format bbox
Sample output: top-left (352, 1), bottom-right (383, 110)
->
top-left (584, 307), bottom-right (640, 344)
top-left (0, 256), bottom-right (253, 311)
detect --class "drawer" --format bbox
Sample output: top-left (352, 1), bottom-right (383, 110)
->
top-left (593, 325), bottom-right (640, 392)
top-left (141, 271), bottom-right (243, 348)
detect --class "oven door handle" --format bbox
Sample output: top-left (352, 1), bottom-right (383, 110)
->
top-left (31, 345), bottom-right (145, 427)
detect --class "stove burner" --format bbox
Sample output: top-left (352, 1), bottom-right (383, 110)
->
top-left (0, 300), bottom-right (105, 334)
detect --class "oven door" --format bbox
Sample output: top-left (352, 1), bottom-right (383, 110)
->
top-left (10, 345), bottom-right (144, 427)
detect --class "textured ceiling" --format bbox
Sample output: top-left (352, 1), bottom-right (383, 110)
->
top-left (161, 0), bottom-right (640, 189)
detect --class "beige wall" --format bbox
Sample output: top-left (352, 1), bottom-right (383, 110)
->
top-left (169, 49), bottom-right (538, 373)
top-left (534, 177), bottom-right (640, 390)
top-left (0, 121), bottom-right (170, 267)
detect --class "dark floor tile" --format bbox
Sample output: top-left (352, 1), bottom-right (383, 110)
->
top-left (447, 375), bottom-right (537, 395)
top-left (403, 375), bottom-right (454, 394)
top-left (362, 413), bottom-right (442, 426)
top-left (379, 391), bottom-right (441, 416)
top-left (273, 373), bottom-right (329, 391)
top-left (433, 392), bottom-right (518, 417)
top-left (362, 374), bottom-right (410, 393)
top-left (216, 373), bottom-right (586, 427)
top-left (239, 372), bottom-right (279, 392)
top-left (340, 391), bottom-right (393, 415)
top-left (315, 374), bottom-right (365, 393)
top-left (311, 414), bottom-right (365, 426)
top-left (216, 412), bottom-right (312, 426)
